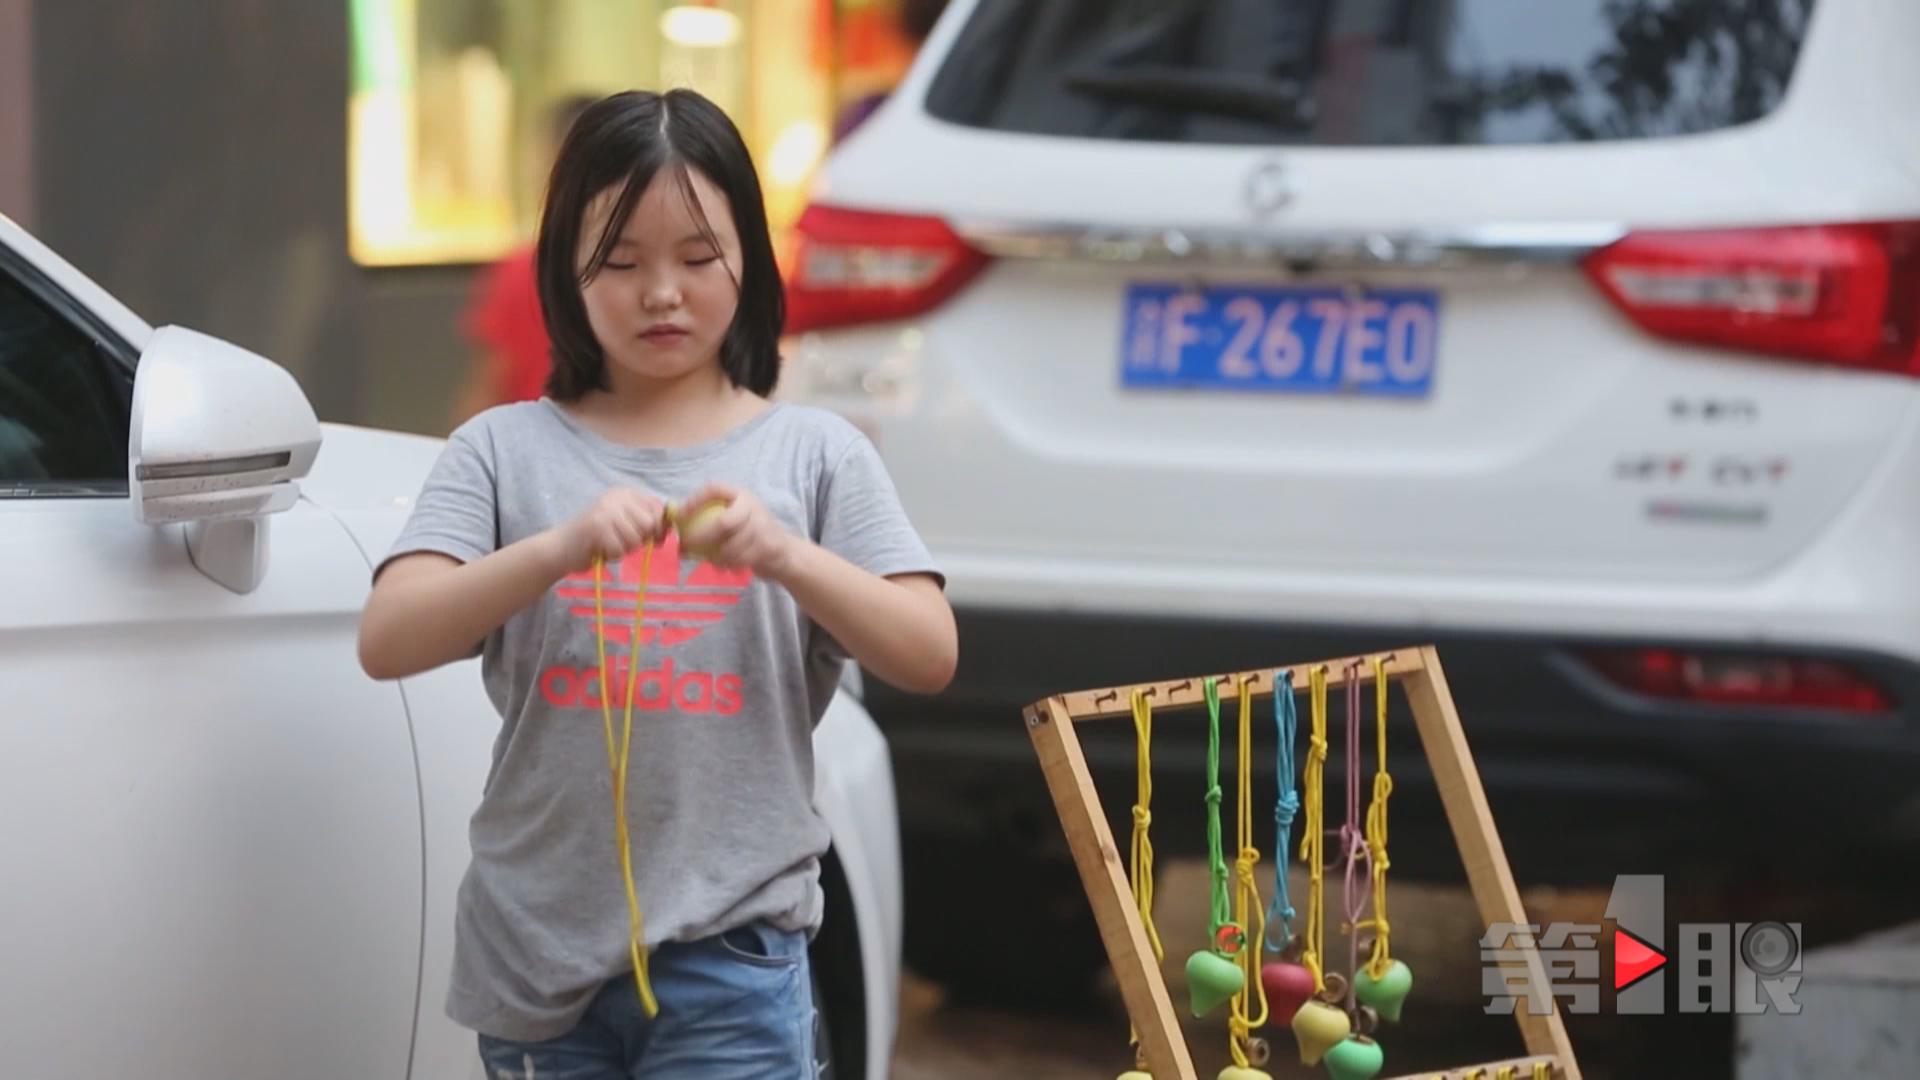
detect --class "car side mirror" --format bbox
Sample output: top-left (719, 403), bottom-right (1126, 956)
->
top-left (128, 326), bottom-right (321, 594)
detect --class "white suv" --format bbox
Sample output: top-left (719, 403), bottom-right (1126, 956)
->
top-left (778, 0), bottom-right (1920, 1004)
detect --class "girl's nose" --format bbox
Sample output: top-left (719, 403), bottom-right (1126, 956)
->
top-left (642, 282), bottom-right (682, 312)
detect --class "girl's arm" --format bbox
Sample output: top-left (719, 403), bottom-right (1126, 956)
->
top-left (770, 546), bottom-right (956, 694)
top-left (680, 482), bottom-right (958, 695)
top-left (357, 536), bottom-right (570, 680)
top-left (358, 488), bottom-right (667, 681)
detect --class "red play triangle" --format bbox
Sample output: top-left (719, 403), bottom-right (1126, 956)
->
top-left (1614, 929), bottom-right (1667, 990)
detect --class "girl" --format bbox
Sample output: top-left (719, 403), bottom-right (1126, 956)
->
top-left (358, 88), bottom-right (956, 1079)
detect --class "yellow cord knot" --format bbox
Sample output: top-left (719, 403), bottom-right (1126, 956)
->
top-left (1226, 678), bottom-right (1270, 1068)
top-left (1126, 691), bottom-right (1163, 1062)
top-left (1234, 845), bottom-right (1261, 882)
top-left (1298, 667), bottom-right (1329, 992)
top-left (1361, 657), bottom-right (1396, 980)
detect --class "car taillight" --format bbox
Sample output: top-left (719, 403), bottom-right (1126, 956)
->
top-left (1579, 647), bottom-right (1894, 714)
top-left (783, 204), bottom-right (990, 335)
top-left (1582, 222), bottom-right (1920, 377)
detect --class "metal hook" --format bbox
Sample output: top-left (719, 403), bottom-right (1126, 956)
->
top-left (1169, 679), bottom-right (1192, 694)
top-left (1095, 690), bottom-right (1117, 707)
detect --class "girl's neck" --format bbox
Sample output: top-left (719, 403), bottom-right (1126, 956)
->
top-left (564, 364), bottom-right (768, 450)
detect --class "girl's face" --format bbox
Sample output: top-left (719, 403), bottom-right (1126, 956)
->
top-left (577, 166), bottom-right (742, 389)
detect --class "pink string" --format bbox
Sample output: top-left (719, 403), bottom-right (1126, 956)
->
top-left (1340, 661), bottom-right (1373, 1015)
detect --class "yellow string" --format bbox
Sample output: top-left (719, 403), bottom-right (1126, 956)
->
top-left (593, 548), bottom-right (660, 1018)
top-left (1533, 1062), bottom-right (1552, 1079)
top-left (1497, 1067), bottom-right (1517, 1080)
top-left (1227, 678), bottom-right (1270, 1068)
top-left (1361, 656), bottom-right (1396, 979)
top-left (1128, 690), bottom-right (1163, 1068)
top-left (1297, 666), bottom-right (1329, 992)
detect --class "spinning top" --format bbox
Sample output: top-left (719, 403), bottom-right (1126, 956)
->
top-left (1289, 999), bottom-right (1350, 1065)
top-left (1116, 1072), bottom-right (1153, 1080)
top-left (1323, 1035), bottom-right (1385, 1080)
top-left (1185, 948), bottom-right (1245, 1016)
top-left (1217, 1068), bottom-right (1272, 1080)
top-left (1353, 960), bottom-right (1414, 1023)
top-left (1260, 960), bottom-right (1316, 1024)
top-left (669, 499), bottom-right (727, 561)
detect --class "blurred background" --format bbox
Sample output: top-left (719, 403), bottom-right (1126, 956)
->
top-left (0, 0), bottom-right (935, 437)
top-left (6, 2), bottom-right (1918, 1078)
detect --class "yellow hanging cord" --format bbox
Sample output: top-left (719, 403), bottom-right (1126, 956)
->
top-left (1127, 690), bottom-right (1164, 1068)
top-left (1361, 656), bottom-right (1396, 979)
top-left (592, 548), bottom-right (660, 1018)
top-left (1226, 677), bottom-right (1270, 1068)
top-left (1297, 665), bottom-right (1329, 992)
top-left (1533, 1061), bottom-right (1553, 1079)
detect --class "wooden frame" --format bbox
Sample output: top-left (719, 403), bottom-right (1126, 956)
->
top-left (1021, 645), bottom-right (1582, 1080)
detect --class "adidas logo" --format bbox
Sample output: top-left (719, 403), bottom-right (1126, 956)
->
top-left (557, 530), bottom-right (753, 647)
top-left (539, 656), bottom-right (744, 715)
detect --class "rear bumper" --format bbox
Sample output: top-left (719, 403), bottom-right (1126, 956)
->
top-left (866, 608), bottom-right (1920, 887)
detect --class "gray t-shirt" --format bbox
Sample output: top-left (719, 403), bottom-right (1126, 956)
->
top-left (378, 398), bottom-right (940, 1042)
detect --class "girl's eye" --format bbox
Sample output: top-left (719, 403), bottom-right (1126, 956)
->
top-left (687, 255), bottom-right (720, 267)
top-left (602, 261), bottom-right (636, 271)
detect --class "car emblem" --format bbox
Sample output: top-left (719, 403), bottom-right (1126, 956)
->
top-left (1243, 158), bottom-right (1294, 218)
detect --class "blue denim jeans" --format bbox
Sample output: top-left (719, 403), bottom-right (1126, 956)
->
top-left (477, 922), bottom-right (816, 1080)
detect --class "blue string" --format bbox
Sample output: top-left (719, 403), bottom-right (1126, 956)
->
top-left (1264, 670), bottom-right (1300, 951)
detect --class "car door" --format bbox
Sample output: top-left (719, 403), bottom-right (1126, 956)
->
top-left (0, 238), bottom-right (424, 1079)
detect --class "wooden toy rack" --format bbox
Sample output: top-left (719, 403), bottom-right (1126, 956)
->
top-left (1020, 645), bottom-right (1581, 1079)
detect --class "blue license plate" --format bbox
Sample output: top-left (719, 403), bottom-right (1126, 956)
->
top-left (1118, 283), bottom-right (1440, 396)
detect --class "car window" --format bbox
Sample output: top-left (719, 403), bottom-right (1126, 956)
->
top-left (924, 0), bottom-right (1816, 146)
top-left (0, 260), bottom-right (134, 496)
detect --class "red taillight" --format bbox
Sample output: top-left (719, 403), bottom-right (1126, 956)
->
top-left (783, 204), bottom-right (990, 335)
top-left (1580, 647), bottom-right (1894, 714)
top-left (1582, 222), bottom-right (1920, 377)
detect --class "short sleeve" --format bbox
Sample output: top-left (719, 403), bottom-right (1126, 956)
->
top-left (375, 421), bottom-right (500, 581)
top-left (815, 433), bottom-right (943, 588)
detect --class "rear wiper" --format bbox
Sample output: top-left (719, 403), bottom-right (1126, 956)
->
top-left (1064, 65), bottom-right (1317, 128)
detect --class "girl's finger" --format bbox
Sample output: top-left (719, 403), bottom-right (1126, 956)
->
top-left (715, 497), bottom-right (754, 532)
top-left (714, 536), bottom-right (754, 571)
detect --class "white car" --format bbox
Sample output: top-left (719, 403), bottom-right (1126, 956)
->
top-left (0, 211), bottom-right (902, 1080)
top-left (779, 0), bottom-right (1920, 1005)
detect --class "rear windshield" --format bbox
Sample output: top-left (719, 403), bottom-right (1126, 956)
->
top-left (924, 0), bottom-right (1816, 146)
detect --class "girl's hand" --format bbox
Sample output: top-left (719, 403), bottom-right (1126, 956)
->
top-left (675, 483), bottom-right (801, 579)
top-left (553, 487), bottom-right (668, 574)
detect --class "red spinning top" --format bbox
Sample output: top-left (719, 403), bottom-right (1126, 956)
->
top-left (1261, 960), bottom-right (1316, 1024)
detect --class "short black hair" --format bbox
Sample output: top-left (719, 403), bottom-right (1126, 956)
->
top-left (535, 88), bottom-right (783, 401)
